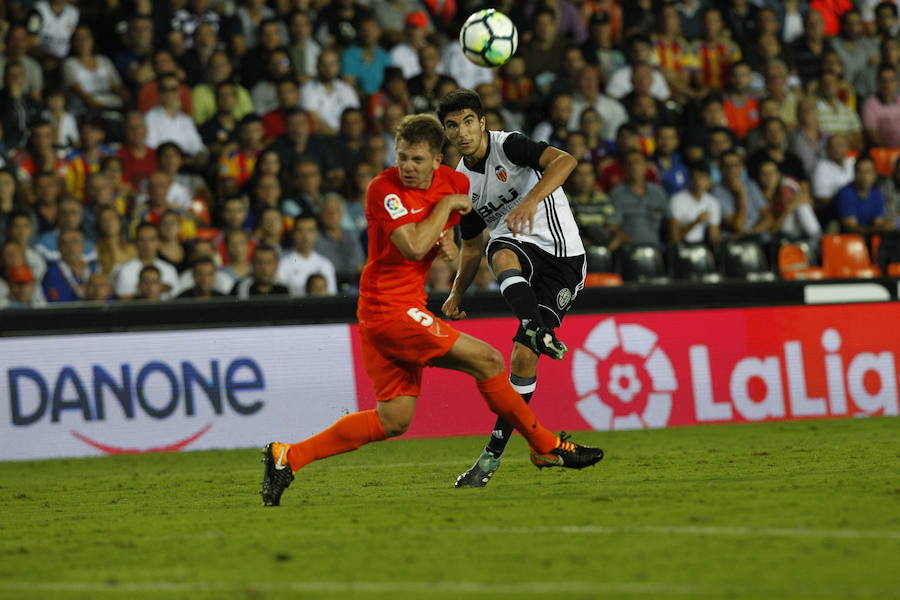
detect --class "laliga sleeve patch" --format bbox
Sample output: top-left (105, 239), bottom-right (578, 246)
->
top-left (383, 194), bottom-right (409, 220)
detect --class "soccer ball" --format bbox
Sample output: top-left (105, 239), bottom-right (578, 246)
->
top-left (459, 9), bottom-right (518, 68)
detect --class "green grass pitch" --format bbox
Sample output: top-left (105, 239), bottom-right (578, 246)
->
top-left (1, 417), bottom-right (899, 599)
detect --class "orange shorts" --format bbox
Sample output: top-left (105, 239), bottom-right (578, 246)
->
top-left (358, 306), bottom-right (461, 401)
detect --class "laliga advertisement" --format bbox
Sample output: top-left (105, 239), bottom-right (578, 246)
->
top-left (352, 302), bottom-right (900, 438)
top-left (2, 303), bottom-right (899, 461)
top-left (0, 326), bottom-right (358, 461)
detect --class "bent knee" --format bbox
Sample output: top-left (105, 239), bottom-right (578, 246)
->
top-left (478, 345), bottom-right (506, 379)
top-left (511, 343), bottom-right (539, 373)
top-left (377, 405), bottom-right (413, 437)
top-left (382, 418), bottom-right (411, 437)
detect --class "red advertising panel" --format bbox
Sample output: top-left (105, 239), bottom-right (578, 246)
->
top-left (351, 303), bottom-right (900, 438)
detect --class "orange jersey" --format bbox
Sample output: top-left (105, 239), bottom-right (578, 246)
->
top-left (723, 95), bottom-right (760, 141)
top-left (358, 165), bottom-right (468, 324)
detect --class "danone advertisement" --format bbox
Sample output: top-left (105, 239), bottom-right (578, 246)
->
top-left (2, 303), bottom-right (899, 460)
top-left (0, 326), bottom-right (358, 461)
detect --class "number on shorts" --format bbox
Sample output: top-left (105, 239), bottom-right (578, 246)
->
top-left (406, 308), bottom-right (434, 327)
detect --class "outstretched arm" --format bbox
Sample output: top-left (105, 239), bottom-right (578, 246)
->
top-left (442, 233), bottom-right (487, 320)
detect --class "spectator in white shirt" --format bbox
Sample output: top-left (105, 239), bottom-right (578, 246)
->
top-left (145, 73), bottom-right (207, 166)
top-left (277, 215), bottom-right (337, 296)
top-left (299, 49), bottom-right (360, 135)
top-left (30, 0), bottom-right (80, 62)
top-left (63, 25), bottom-right (130, 115)
top-left (113, 222), bottom-right (180, 299)
top-left (812, 134), bottom-right (856, 206)
top-left (605, 35), bottom-right (671, 101)
top-left (568, 65), bottom-right (628, 142)
top-left (669, 161), bottom-right (722, 245)
top-left (389, 11), bottom-right (430, 79)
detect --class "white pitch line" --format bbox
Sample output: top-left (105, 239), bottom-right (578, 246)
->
top-left (5, 523), bottom-right (899, 548)
top-left (0, 580), bottom-right (817, 596)
top-left (454, 524), bottom-right (900, 541)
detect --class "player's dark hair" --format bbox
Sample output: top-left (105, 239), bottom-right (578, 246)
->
top-left (437, 88), bottom-right (485, 123)
top-left (395, 113), bottom-right (445, 155)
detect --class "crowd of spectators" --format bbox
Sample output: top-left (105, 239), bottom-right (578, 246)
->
top-left (2, 0), bottom-right (900, 309)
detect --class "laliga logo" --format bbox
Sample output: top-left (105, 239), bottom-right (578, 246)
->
top-left (571, 318), bottom-right (677, 430)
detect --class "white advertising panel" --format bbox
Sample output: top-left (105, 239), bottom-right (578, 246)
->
top-left (0, 325), bottom-right (357, 461)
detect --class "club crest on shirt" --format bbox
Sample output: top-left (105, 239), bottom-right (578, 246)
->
top-left (494, 166), bottom-right (508, 182)
top-left (557, 288), bottom-right (572, 310)
top-left (383, 194), bottom-right (408, 219)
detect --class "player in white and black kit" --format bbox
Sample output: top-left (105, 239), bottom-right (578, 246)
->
top-left (438, 89), bottom-right (590, 487)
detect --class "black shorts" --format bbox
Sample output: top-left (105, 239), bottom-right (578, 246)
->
top-left (487, 237), bottom-right (586, 348)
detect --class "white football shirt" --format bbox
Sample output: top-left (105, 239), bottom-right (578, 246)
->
top-left (456, 130), bottom-right (584, 258)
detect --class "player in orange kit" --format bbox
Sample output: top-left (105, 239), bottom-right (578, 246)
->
top-left (260, 114), bottom-right (603, 506)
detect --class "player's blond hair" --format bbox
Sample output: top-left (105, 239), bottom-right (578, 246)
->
top-left (395, 114), bottom-right (445, 155)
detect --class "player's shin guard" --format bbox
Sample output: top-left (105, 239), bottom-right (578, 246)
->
top-left (485, 374), bottom-right (536, 458)
top-left (497, 269), bottom-right (543, 330)
top-left (286, 409), bottom-right (387, 471)
top-left (476, 373), bottom-right (557, 454)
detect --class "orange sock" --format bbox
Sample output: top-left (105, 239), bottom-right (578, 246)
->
top-left (476, 373), bottom-right (557, 454)
top-left (286, 409), bottom-right (387, 471)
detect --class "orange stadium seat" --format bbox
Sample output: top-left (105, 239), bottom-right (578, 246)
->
top-left (778, 244), bottom-right (825, 280)
top-left (821, 234), bottom-right (882, 279)
top-left (584, 272), bottom-right (623, 287)
top-left (869, 147), bottom-right (900, 177)
top-left (873, 232), bottom-right (900, 277)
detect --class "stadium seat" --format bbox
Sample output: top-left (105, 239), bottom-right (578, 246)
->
top-left (671, 243), bottom-right (721, 282)
top-left (869, 147), bottom-right (900, 177)
top-left (619, 244), bottom-right (669, 283)
top-left (720, 239), bottom-right (776, 281)
top-left (584, 272), bottom-right (623, 287)
top-left (821, 234), bottom-right (882, 279)
top-left (778, 244), bottom-right (825, 280)
top-left (585, 244), bottom-right (614, 273)
top-left (874, 231), bottom-right (900, 276)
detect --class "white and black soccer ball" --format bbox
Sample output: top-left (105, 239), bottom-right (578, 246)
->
top-left (459, 9), bottom-right (518, 68)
